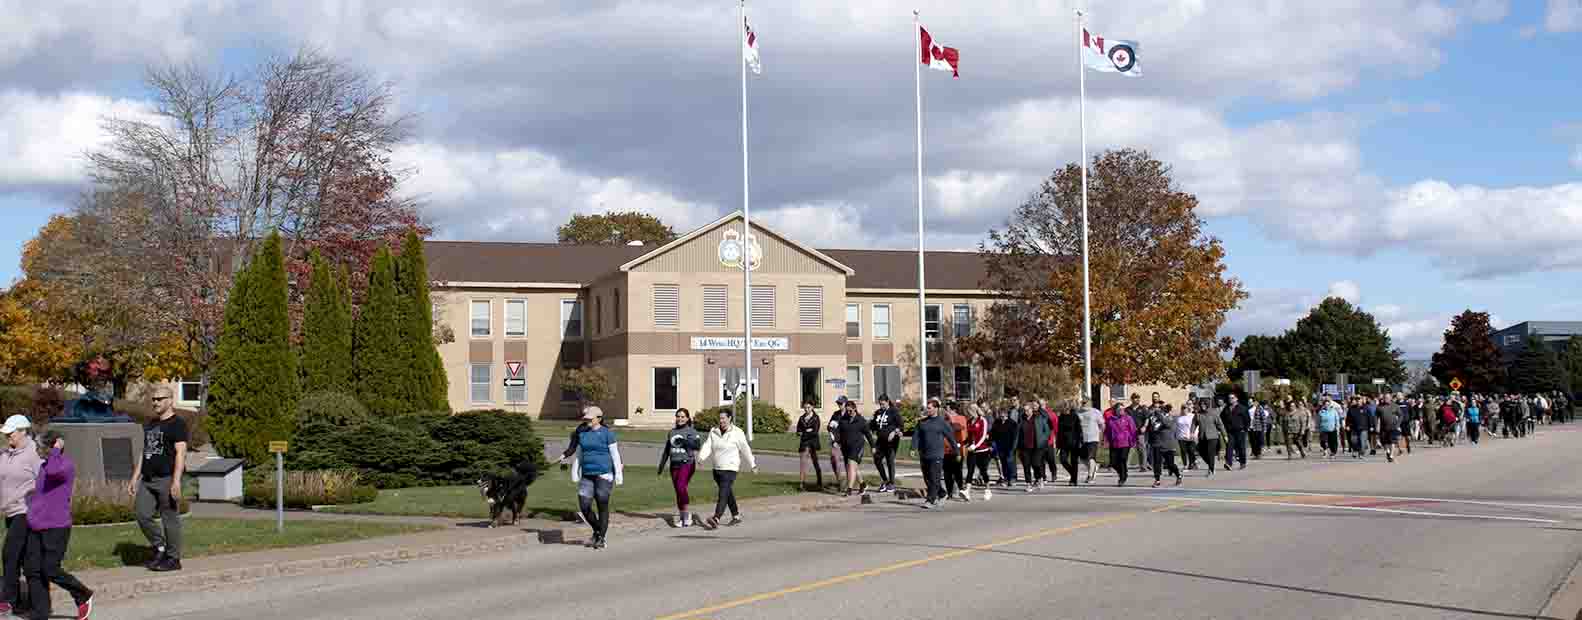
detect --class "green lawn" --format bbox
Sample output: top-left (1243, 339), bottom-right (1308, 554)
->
top-left (322, 471), bottom-right (813, 521)
top-left (538, 421), bottom-right (914, 456)
top-left (64, 518), bottom-right (439, 571)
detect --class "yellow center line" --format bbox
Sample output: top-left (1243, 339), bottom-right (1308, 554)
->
top-left (655, 503), bottom-right (1191, 620)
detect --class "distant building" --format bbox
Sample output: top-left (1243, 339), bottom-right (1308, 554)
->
top-left (1490, 321), bottom-right (1582, 363)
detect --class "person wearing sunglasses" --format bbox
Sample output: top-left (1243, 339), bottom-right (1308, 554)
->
top-left (128, 386), bottom-right (187, 571)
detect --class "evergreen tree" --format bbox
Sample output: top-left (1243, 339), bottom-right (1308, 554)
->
top-left (1565, 335), bottom-right (1582, 393)
top-left (1508, 335), bottom-right (1565, 394)
top-left (300, 249), bottom-right (354, 394)
top-left (354, 246), bottom-right (406, 414)
top-left (205, 233), bottom-right (299, 465)
top-left (397, 232), bottom-right (449, 412)
top-left (1429, 310), bottom-right (1505, 393)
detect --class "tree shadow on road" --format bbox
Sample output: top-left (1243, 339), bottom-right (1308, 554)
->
top-left (673, 533), bottom-right (1563, 619)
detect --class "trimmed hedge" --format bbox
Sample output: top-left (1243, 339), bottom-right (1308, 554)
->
top-left (696, 399), bottom-right (791, 434)
top-left (288, 409), bottom-right (547, 489)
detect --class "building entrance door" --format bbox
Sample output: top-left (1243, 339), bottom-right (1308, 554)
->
top-left (800, 368), bottom-right (822, 408)
top-left (719, 367), bottom-right (760, 406)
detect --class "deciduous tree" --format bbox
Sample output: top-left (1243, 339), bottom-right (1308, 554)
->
top-left (972, 148), bottom-right (1246, 394)
top-left (1429, 310), bottom-right (1505, 393)
top-left (556, 211), bottom-right (677, 246)
top-left (1281, 298), bottom-right (1406, 387)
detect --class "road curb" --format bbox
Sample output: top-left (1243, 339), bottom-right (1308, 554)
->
top-left (1540, 551), bottom-right (1582, 620)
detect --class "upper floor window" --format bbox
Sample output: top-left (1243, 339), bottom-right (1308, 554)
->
top-left (504, 300), bottom-right (525, 337)
top-left (924, 305), bottom-right (942, 340)
top-left (561, 299), bottom-right (584, 340)
top-left (470, 300), bottom-right (491, 338)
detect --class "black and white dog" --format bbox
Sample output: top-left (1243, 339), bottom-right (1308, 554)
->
top-left (477, 459), bottom-right (539, 527)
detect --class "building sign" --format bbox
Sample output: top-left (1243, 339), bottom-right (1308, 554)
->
top-left (690, 336), bottom-right (789, 351)
top-left (718, 229), bottom-right (762, 271)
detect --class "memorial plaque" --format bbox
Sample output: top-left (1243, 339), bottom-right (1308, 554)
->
top-left (102, 437), bottom-right (134, 481)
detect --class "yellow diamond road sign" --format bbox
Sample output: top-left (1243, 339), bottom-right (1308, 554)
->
top-left (268, 441), bottom-right (288, 453)
top-left (1449, 378), bottom-right (1463, 391)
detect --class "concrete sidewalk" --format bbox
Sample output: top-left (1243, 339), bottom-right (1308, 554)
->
top-left (76, 491), bottom-right (861, 603)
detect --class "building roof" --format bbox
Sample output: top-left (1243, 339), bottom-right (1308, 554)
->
top-left (425, 241), bottom-right (989, 290)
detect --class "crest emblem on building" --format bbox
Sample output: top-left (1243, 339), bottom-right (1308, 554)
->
top-left (718, 229), bottom-right (761, 271)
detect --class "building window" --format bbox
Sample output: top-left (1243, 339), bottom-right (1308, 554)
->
top-left (177, 379), bottom-right (202, 404)
top-left (846, 366), bottom-right (863, 402)
top-left (654, 367), bottom-right (679, 411)
top-left (561, 299), bottom-right (583, 340)
top-left (720, 367), bottom-right (760, 405)
top-left (595, 296), bottom-right (602, 336)
top-left (874, 365), bottom-right (901, 401)
top-left (613, 289), bottom-right (622, 329)
top-left (797, 286), bottom-right (823, 329)
top-left (470, 364), bottom-right (492, 404)
top-left (924, 305), bottom-right (942, 340)
top-left (654, 284), bottom-right (680, 328)
top-left (1109, 384), bottom-right (1128, 403)
top-left (954, 366), bottom-right (973, 400)
top-left (926, 366), bottom-right (942, 399)
top-left (504, 300), bottom-right (525, 338)
top-left (702, 285), bottom-right (728, 329)
top-left (470, 300), bottom-right (491, 338)
top-left (1504, 334), bottom-right (1520, 346)
top-left (845, 304), bottom-right (860, 339)
top-left (872, 304), bottom-right (891, 339)
top-left (953, 304), bottom-right (972, 339)
top-left (750, 285), bottom-right (775, 329)
top-left (505, 369), bottom-right (527, 404)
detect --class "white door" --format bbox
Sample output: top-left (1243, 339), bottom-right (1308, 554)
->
top-left (720, 367), bottom-right (761, 405)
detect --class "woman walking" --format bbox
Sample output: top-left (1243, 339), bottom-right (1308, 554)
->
top-left (965, 404), bottom-right (994, 490)
top-left (1018, 401), bottom-right (1052, 490)
top-left (657, 409), bottom-right (703, 528)
top-left (1175, 402), bottom-right (1198, 470)
top-left (990, 408), bottom-right (1019, 487)
top-left (24, 431), bottom-right (93, 620)
top-left (1103, 407), bottom-right (1138, 487)
top-left (1192, 400), bottom-right (1226, 477)
top-left (1057, 403), bottom-right (1083, 486)
top-left (830, 400), bottom-right (873, 496)
top-left (1147, 405), bottom-right (1183, 487)
top-left (795, 402), bottom-right (824, 492)
top-left (557, 407), bottom-right (623, 549)
top-left (0, 415), bottom-right (40, 617)
top-left (697, 410), bottom-right (757, 528)
top-left (1280, 398), bottom-right (1310, 459)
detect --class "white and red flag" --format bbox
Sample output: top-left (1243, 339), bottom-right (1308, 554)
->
top-left (919, 25), bottom-right (959, 78)
top-left (1082, 28), bottom-right (1140, 76)
top-left (743, 16), bottom-right (761, 74)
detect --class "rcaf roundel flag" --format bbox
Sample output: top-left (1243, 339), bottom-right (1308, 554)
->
top-left (1082, 29), bottom-right (1140, 76)
top-left (920, 25), bottom-right (959, 78)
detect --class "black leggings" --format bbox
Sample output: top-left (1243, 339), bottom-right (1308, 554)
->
top-left (1197, 438), bottom-right (1220, 473)
top-left (1109, 448), bottom-right (1131, 485)
top-left (1020, 447), bottom-right (1044, 482)
top-left (874, 441), bottom-right (898, 485)
top-left (1060, 446), bottom-right (1080, 483)
top-left (966, 452), bottom-right (992, 486)
top-left (945, 455), bottom-right (964, 495)
top-left (577, 475), bottom-right (613, 538)
top-left (1151, 448), bottom-right (1180, 482)
top-left (713, 470), bottom-right (739, 518)
top-left (1319, 430), bottom-right (1339, 454)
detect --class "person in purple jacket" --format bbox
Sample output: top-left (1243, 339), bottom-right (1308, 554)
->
top-left (1103, 411), bottom-right (1138, 487)
top-left (24, 431), bottom-right (93, 620)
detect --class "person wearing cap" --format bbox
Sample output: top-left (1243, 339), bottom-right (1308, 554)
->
top-left (868, 395), bottom-right (903, 493)
top-left (23, 431), bottom-right (94, 620)
top-left (0, 414), bottom-right (41, 616)
top-left (696, 409), bottom-right (756, 528)
top-left (128, 385), bottom-right (187, 572)
top-left (557, 406), bottom-right (623, 549)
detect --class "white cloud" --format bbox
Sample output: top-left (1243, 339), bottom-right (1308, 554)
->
top-left (390, 143), bottom-right (714, 240)
top-left (1463, 0), bottom-right (1510, 22)
top-left (1328, 280), bottom-right (1362, 304)
top-left (0, 90), bottom-right (157, 187)
top-left (1548, 0), bottom-right (1582, 31)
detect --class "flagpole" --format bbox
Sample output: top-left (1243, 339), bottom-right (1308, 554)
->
top-left (914, 10), bottom-right (928, 405)
top-left (740, 0), bottom-right (754, 441)
top-left (1076, 8), bottom-right (1094, 406)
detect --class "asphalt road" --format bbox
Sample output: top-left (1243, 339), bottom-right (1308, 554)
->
top-left (106, 425), bottom-right (1582, 620)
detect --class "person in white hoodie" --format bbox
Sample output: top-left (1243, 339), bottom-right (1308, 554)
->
top-left (696, 410), bottom-right (757, 529)
top-left (0, 415), bottom-right (40, 616)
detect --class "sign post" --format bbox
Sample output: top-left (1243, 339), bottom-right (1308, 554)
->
top-left (269, 441), bottom-right (288, 533)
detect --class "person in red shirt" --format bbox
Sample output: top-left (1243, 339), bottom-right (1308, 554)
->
top-left (964, 404), bottom-right (993, 493)
top-left (943, 402), bottom-right (970, 502)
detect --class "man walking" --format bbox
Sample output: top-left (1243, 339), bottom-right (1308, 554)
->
top-left (1376, 395), bottom-right (1403, 463)
top-left (1280, 399), bottom-right (1309, 459)
top-left (1128, 394), bottom-right (1152, 472)
top-left (128, 386), bottom-right (186, 572)
top-left (1249, 400), bottom-right (1273, 460)
top-left (1223, 395), bottom-right (1251, 470)
top-left (1076, 398), bottom-right (1105, 483)
top-left (868, 396), bottom-right (903, 493)
top-left (1193, 399), bottom-right (1225, 477)
top-left (910, 400), bottom-right (959, 509)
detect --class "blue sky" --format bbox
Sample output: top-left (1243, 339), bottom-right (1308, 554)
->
top-left (2, 0), bottom-right (1579, 360)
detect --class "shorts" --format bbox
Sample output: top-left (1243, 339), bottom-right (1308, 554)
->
top-left (799, 437), bottom-right (821, 452)
top-left (841, 443), bottom-right (865, 464)
top-left (1083, 442), bottom-right (1099, 460)
top-left (1380, 429), bottom-right (1400, 443)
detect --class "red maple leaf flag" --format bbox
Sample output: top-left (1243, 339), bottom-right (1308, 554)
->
top-left (919, 25), bottom-right (959, 78)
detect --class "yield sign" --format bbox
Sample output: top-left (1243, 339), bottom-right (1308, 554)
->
top-left (1449, 377), bottom-right (1463, 391)
top-left (506, 361), bottom-right (524, 379)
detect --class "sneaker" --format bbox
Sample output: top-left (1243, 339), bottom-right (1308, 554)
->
top-left (0, 602), bottom-right (11, 615)
top-left (958, 490), bottom-right (971, 503)
top-left (920, 500), bottom-right (935, 510)
top-left (593, 536), bottom-right (607, 550)
top-left (1152, 480), bottom-right (1161, 488)
top-left (1175, 474), bottom-right (1183, 486)
top-left (77, 595), bottom-right (93, 620)
top-left (150, 556), bottom-right (182, 572)
top-left (706, 516), bottom-right (720, 530)
top-left (1386, 452), bottom-right (1394, 463)
top-left (670, 515), bottom-right (683, 528)
top-left (727, 516), bottom-right (743, 527)
top-left (143, 549), bottom-right (165, 570)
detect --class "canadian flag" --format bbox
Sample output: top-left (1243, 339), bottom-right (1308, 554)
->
top-left (919, 25), bottom-right (959, 78)
top-left (743, 16), bottom-right (761, 74)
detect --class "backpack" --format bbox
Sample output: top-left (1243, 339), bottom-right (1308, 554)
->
top-left (1440, 406), bottom-right (1457, 425)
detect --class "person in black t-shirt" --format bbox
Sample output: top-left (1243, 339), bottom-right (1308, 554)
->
top-left (128, 386), bottom-right (188, 572)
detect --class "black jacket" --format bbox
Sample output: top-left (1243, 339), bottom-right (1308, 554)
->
top-left (796, 412), bottom-right (822, 449)
top-left (1057, 411), bottom-right (1084, 450)
top-left (869, 407), bottom-right (904, 445)
top-left (1224, 403), bottom-right (1252, 432)
top-left (912, 415), bottom-right (958, 460)
top-left (831, 411), bottom-right (873, 451)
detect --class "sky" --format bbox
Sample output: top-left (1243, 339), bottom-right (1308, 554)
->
top-left (2, 0), bottom-right (1580, 360)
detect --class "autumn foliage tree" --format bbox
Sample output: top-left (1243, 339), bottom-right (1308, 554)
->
top-left (969, 149), bottom-right (1245, 396)
top-left (1429, 310), bottom-right (1505, 393)
top-left (557, 211), bottom-right (677, 246)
